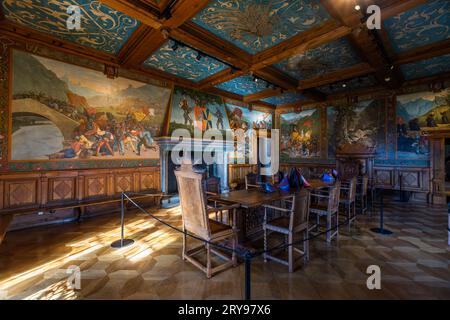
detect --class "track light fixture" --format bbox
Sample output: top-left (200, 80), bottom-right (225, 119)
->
top-left (196, 52), bottom-right (203, 61)
top-left (171, 41), bottom-right (179, 51)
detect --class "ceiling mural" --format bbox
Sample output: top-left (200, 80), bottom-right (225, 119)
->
top-left (262, 92), bottom-right (308, 105)
top-left (273, 38), bottom-right (361, 80)
top-left (1, 0), bottom-right (139, 55)
top-left (316, 75), bottom-right (377, 95)
top-left (400, 54), bottom-right (450, 80)
top-left (191, 0), bottom-right (330, 54)
top-left (215, 75), bottom-right (270, 95)
top-left (143, 40), bottom-right (228, 82)
top-left (383, 0), bottom-right (449, 54)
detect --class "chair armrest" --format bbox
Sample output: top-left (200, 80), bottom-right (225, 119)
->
top-left (206, 191), bottom-right (219, 196)
top-left (310, 193), bottom-right (330, 199)
top-left (262, 204), bottom-right (291, 213)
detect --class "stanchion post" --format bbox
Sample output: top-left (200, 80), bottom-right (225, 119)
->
top-left (371, 188), bottom-right (393, 235)
top-left (245, 251), bottom-right (252, 300)
top-left (111, 192), bottom-right (135, 248)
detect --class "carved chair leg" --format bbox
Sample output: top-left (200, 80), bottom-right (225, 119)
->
top-left (206, 243), bottom-right (212, 279)
top-left (263, 227), bottom-right (268, 263)
top-left (232, 234), bottom-right (237, 267)
top-left (182, 231), bottom-right (187, 261)
top-left (326, 213), bottom-right (331, 243)
top-left (304, 230), bottom-right (309, 262)
top-left (288, 233), bottom-right (293, 273)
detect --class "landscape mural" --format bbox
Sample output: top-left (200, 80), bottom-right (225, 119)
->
top-left (225, 104), bottom-right (272, 162)
top-left (280, 108), bottom-right (321, 161)
top-left (333, 99), bottom-right (387, 158)
top-left (396, 89), bottom-right (449, 159)
top-left (11, 50), bottom-right (171, 161)
top-left (168, 86), bottom-right (230, 136)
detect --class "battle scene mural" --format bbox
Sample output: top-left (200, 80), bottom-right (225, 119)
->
top-left (280, 108), bottom-right (321, 161)
top-left (396, 89), bottom-right (449, 159)
top-left (168, 86), bottom-right (230, 136)
top-left (11, 50), bottom-right (171, 161)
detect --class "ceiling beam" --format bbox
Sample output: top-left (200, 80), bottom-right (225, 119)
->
top-left (321, 0), bottom-right (404, 89)
top-left (197, 68), bottom-right (246, 90)
top-left (253, 66), bottom-right (298, 90)
top-left (118, 26), bottom-right (167, 67)
top-left (394, 38), bottom-right (450, 66)
top-left (243, 88), bottom-right (282, 103)
top-left (298, 63), bottom-right (375, 90)
top-left (251, 20), bottom-right (351, 70)
top-left (302, 89), bottom-right (327, 102)
top-left (162, 0), bottom-right (210, 29)
top-left (98, 0), bottom-right (162, 29)
top-left (171, 22), bottom-right (251, 69)
top-left (378, 0), bottom-right (428, 21)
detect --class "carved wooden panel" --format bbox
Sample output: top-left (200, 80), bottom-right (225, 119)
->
top-left (140, 171), bottom-right (160, 191)
top-left (228, 164), bottom-right (257, 186)
top-left (85, 176), bottom-right (107, 198)
top-left (115, 174), bottom-right (133, 194)
top-left (5, 180), bottom-right (38, 208)
top-left (374, 169), bottom-right (394, 188)
top-left (48, 178), bottom-right (76, 202)
top-left (400, 171), bottom-right (420, 189)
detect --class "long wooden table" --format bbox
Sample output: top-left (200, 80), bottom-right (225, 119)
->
top-left (210, 179), bottom-right (332, 241)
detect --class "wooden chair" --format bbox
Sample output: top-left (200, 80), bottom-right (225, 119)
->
top-left (340, 176), bottom-right (357, 228)
top-left (262, 190), bottom-right (310, 272)
top-left (175, 165), bottom-right (239, 278)
top-left (356, 175), bottom-right (369, 215)
top-left (309, 181), bottom-right (341, 242)
top-left (245, 172), bottom-right (260, 190)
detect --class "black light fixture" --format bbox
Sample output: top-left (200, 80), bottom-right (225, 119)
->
top-left (196, 52), bottom-right (203, 61)
top-left (171, 41), bottom-right (179, 51)
top-left (342, 83), bottom-right (347, 88)
top-left (253, 76), bottom-right (259, 83)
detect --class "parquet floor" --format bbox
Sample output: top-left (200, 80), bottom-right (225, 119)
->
top-left (0, 198), bottom-right (449, 300)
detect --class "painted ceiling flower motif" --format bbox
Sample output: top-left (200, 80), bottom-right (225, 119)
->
top-left (192, 0), bottom-right (329, 53)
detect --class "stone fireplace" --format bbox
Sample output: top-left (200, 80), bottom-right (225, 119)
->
top-left (156, 137), bottom-right (234, 196)
top-left (335, 143), bottom-right (376, 180)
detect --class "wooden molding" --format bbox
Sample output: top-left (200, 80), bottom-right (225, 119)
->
top-left (251, 20), bottom-right (351, 70)
top-left (98, 0), bottom-right (162, 29)
top-left (197, 68), bottom-right (246, 90)
top-left (243, 88), bottom-right (282, 103)
top-left (395, 39), bottom-right (450, 66)
top-left (298, 63), bottom-right (375, 90)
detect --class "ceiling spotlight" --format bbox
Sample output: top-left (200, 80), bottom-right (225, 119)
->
top-left (385, 77), bottom-right (391, 82)
top-left (354, 4), bottom-right (361, 11)
top-left (390, 65), bottom-right (394, 70)
top-left (171, 42), bottom-right (179, 51)
top-left (342, 83), bottom-right (347, 88)
top-left (253, 76), bottom-right (259, 83)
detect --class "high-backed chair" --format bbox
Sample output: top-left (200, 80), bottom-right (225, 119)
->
top-left (356, 175), bottom-right (369, 215)
top-left (175, 165), bottom-right (238, 278)
top-left (340, 176), bottom-right (357, 228)
top-left (262, 190), bottom-right (310, 272)
top-left (309, 181), bottom-right (341, 242)
top-left (245, 172), bottom-right (260, 190)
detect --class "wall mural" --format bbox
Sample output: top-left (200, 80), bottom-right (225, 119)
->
top-left (11, 50), bottom-right (171, 161)
top-left (274, 38), bottom-right (361, 80)
top-left (225, 104), bottom-right (272, 162)
top-left (168, 86), bottom-right (230, 136)
top-left (400, 54), bottom-right (450, 80)
top-left (191, 0), bottom-right (330, 54)
top-left (280, 109), bottom-right (321, 161)
top-left (331, 99), bottom-right (387, 158)
top-left (327, 107), bottom-right (337, 158)
top-left (216, 75), bottom-right (270, 95)
top-left (2, 0), bottom-right (139, 55)
top-left (396, 89), bottom-right (449, 160)
top-left (383, 0), bottom-right (449, 54)
top-left (143, 40), bottom-right (228, 82)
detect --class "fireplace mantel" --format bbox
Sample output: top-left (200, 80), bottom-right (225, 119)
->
top-left (336, 143), bottom-right (376, 180)
top-left (156, 137), bottom-right (235, 195)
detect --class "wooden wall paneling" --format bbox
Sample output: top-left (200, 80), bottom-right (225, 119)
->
top-left (0, 180), bottom-right (3, 210)
top-left (84, 174), bottom-right (107, 199)
top-left (40, 175), bottom-right (48, 206)
top-left (115, 172), bottom-right (133, 194)
top-left (4, 178), bottom-right (39, 208)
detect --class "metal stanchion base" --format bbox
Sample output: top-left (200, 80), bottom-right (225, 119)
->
top-left (111, 239), bottom-right (135, 248)
top-left (370, 228), bottom-right (393, 235)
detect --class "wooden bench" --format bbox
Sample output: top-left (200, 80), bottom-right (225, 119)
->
top-left (0, 191), bottom-right (163, 245)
